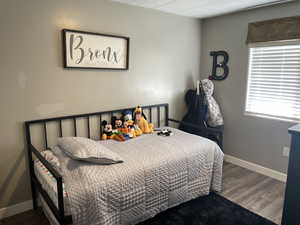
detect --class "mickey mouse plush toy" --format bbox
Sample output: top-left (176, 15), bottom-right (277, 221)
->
top-left (101, 120), bottom-right (125, 141)
top-left (111, 116), bottom-right (123, 130)
top-left (112, 116), bottom-right (134, 140)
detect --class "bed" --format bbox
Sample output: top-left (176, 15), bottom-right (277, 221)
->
top-left (25, 103), bottom-right (224, 225)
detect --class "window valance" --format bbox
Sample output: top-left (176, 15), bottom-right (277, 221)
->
top-left (247, 16), bottom-right (300, 44)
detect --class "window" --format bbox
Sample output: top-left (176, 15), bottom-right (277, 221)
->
top-left (245, 41), bottom-right (300, 122)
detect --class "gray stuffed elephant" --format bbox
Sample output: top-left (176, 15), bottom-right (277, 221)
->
top-left (201, 79), bottom-right (224, 127)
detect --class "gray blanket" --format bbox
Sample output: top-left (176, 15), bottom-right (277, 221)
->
top-left (56, 128), bottom-right (224, 225)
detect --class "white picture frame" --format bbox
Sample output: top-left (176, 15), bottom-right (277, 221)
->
top-left (62, 29), bottom-right (129, 70)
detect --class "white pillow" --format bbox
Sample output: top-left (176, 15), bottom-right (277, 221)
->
top-left (40, 150), bottom-right (61, 172)
top-left (57, 137), bottom-right (123, 164)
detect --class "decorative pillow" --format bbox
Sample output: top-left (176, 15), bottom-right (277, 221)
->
top-left (40, 150), bottom-right (61, 172)
top-left (57, 137), bottom-right (123, 164)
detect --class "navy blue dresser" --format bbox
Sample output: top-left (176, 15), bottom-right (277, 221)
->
top-left (282, 124), bottom-right (300, 225)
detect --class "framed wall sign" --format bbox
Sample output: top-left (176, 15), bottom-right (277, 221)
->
top-left (62, 29), bottom-right (130, 70)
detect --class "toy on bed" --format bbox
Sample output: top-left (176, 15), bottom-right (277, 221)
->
top-left (122, 110), bottom-right (134, 127)
top-left (133, 106), bottom-right (154, 134)
top-left (157, 128), bottom-right (173, 136)
top-left (112, 115), bottom-right (135, 139)
top-left (101, 120), bottom-right (126, 141)
top-left (122, 121), bottom-right (136, 138)
top-left (112, 116), bottom-right (136, 139)
top-left (111, 116), bottom-right (123, 130)
top-left (122, 110), bottom-right (142, 136)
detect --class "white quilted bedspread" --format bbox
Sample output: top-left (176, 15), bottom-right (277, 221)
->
top-left (56, 128), bottom-right (224, 225)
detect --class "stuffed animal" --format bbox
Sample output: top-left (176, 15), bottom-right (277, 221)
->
top-left (201, 79), bottom-right (224, 127)
top-left (133, 106), bottom-right (154, 134)
top-left (122, 110), bottom-right (142, 136)
top-left (133, 124), bottom-right (143, 136)
top-left (101, 120), bottom-right (125, 141)
top-left (112, 116), bottom-right (134, 140)
top-left (111, 116), bottom-right (123, 129)
top-left (122, 110), bottom-right (134, 127)
top-left (120, 121), bottom-right (136, 138)
top-left (157, 128), bottom-right (173, 136)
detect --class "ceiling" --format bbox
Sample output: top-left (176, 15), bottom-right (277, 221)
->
top-left (110, 0), bottom-right (293, 18)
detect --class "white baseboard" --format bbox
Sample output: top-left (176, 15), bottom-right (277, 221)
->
top-left (224, 154), bottom-right (287, 183)
top-left (0, 200), bottom-right (33, 220)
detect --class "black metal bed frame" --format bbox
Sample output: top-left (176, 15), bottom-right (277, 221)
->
top-left (25, 103), bottom-right (223, 225)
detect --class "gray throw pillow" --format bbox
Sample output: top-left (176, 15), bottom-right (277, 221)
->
top-left (57, 137), bottom-right (123, 164)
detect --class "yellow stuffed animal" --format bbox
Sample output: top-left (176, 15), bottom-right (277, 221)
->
top-left (133, 106), bottom-right (154, 134)
top-left (133, 124), bottom-right (143, 136)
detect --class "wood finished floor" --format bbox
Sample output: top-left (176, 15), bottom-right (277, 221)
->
top-left (220, 162), bottom-right (285, 224)
top-left (0, 162), bottom-right (286, 225)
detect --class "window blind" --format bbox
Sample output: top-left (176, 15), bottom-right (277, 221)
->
top-left (246, 42), bottom-right (300, 121)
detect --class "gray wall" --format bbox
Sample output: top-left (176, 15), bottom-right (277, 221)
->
top-left (0, 0), bottom-right (201, 208)
top-left (201, 1), bottom-right (300, 174)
